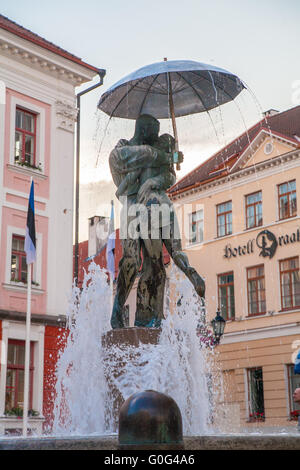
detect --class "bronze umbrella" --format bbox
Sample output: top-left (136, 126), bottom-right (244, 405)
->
top-left (98, 59), bottom-right (245, 168)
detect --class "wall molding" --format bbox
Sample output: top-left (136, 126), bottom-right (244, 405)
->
top-left (0, 309), bottom-right (66, 327)
top-left (222, 322), bottom-right (300, 344)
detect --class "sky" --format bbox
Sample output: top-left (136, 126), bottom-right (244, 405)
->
top-left (1, 0), bottom-right (300, 239)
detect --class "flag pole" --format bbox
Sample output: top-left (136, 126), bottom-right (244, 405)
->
top-left (110, 200), bottom-right (114, 316)
top-left (107, 200), bottom-right (115, 317)
top-left (110, 269), bottom-right (114, 318)
top-left (23, 260), bottom-right (32, 436)
top-left (23, 177), bottom-right (36, 437)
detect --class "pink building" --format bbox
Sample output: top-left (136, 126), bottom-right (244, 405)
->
top-left (0, 15), bottom-right (103, 434)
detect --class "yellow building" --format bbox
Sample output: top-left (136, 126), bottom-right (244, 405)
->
top-left (169, 106), bottom-right (300, 428)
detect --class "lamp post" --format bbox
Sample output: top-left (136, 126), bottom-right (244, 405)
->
top-left (211, 309), bottom-right (226, 345)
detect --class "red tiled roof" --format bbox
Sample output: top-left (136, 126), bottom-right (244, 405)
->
top-left (0, 14), bottom-right (100, 73)
top-left (169, 105), bottom-right (300, 195)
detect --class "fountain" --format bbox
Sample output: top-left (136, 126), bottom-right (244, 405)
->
top-left (1, 262), bottom-right (300, 450)
top-left (1, 61), bottom-right (300, 451)
top-left (51, 262), bottom-right (214, 437)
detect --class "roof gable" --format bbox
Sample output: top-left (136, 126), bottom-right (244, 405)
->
top-left (230, 129), bottom-right (299, 172)
top-left (169, 105), bottom-right (300, 196)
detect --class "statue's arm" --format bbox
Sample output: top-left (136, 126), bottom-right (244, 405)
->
top-left (148, 168), bottom-right (176, 190)
top-left (115, 169), bottom-right (141, 199)
top-left (110, 144), bottom-right (172, 175)
top-left (137, 167), bottom-right (176, 203)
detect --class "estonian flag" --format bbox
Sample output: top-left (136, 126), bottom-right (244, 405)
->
top-left (25, 180), bottom-right (36, 265)
top-left (106, 200), bottom-right (115, 280)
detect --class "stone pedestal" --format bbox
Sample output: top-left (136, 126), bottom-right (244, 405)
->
top-left (102, 327), bottom-right (161, 348)
top-left (101, 327), bottom-right (161, 430)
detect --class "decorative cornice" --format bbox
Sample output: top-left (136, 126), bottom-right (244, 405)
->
top-left (221, 321), bottom-right (300, 345)
top-left (0, 308), bottom-right (67, 327)
top-left (0, 37), bottom-right (91, 86)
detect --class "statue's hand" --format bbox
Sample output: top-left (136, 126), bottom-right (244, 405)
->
top-left (137, 178), bottom-right (159, 203)
top-left (173, 151), bottom-right (184, 165)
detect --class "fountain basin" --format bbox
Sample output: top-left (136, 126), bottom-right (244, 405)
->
top-left (0, 433), bottom-right (300, 450)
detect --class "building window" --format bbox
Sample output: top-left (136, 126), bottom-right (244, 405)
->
top-left (245, 191), bottom-right (262, 229)
top-left (5, 340), bottom-right (34, 413)
top-left (218, 272), bottom-right (235, 320)
top-left (11, 235), bottom-right (27, 283)
top-left (280, 257), bottom-right (300, 310)
top-left (247, 367), bottom-right (265, 421)
top-left (247, 265), bottom-right (266, 316)
top-left (287, 364), bottom-right (300, 421)
top-left (15, 107), bottom-right (37, 167)
top-left (278, 180), bottom-right (297, 220)
top-left (217, 201), bottom-right (232, 237)
top-left (189, 210), bottom-right (204, 244)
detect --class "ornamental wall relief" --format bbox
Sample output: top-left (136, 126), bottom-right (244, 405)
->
top-left (55, 100), bottom-right (78, 133)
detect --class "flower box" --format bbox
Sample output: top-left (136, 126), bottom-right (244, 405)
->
top-left (289, 410), bottom-right (300, 421)
top-left (248, 412), bottom-right (265, 422)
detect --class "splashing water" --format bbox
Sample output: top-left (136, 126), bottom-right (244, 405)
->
top-left (52, 262), bottom-right (220, 436)
top-left (52, 263), bottom-right (111, 436)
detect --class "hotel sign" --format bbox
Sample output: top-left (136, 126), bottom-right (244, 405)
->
top-left (224, 228), bottom-right (300, 260)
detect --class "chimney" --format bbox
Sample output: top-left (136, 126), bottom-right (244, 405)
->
top-left (263, 109), bottom-right (279, 118)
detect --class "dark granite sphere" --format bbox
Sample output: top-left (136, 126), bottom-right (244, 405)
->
top-left (118, 390), bottom-right (183, 449)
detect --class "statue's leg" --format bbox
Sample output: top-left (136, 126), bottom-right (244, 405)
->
top-left (111, 237), bottom-right (141, 329)
top-left (135, 238), bottom-right (166, 327)
top-left (163, 231), bottom-right (205, 298)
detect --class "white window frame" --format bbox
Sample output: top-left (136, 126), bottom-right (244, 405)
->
top-left (285, 363), bottom-right (300, 417)
top-left (245, 366), bottom-right (265, 420)
top-left (0, 320), bottom-right (45, 417)
top-left (189, 209), bottom-right (204, 245)
top-left (9, 96), bottom-right (45, 173)
top-left (216, 200), bottom-right (233, 238)
top-left (5, 226), bottom-right (42, 289)
top-left (245, 190), bottom-right (263, 230)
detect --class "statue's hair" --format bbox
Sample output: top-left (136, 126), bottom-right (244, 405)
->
top-left (134, 114), bottom-right (160, 139)
top-left (137, 114), bottom-right (159, 124)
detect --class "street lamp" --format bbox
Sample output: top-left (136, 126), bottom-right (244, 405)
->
top-left (211, 309), bottom-right (226, 345)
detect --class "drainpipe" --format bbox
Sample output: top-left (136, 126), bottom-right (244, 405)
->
top-left (74, 68), bottom-right (106, 285)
